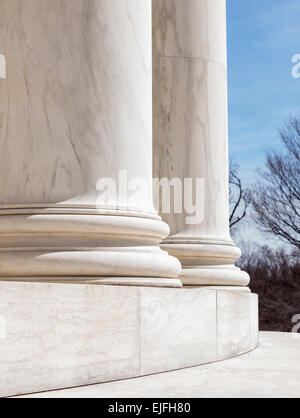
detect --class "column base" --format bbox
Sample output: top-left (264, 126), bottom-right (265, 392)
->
top-left (161, 237), bottom-right (250, 287)
top-left (178, 267), bottom-right (250, 287)
top-left (0, 211), bottom-right (182, 288)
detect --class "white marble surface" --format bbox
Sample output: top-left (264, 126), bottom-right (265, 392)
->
top-left (153, 58), bottom-right (230, 240)
top-left (0, 282), bottom-right (258, 397)
top-left (153, 0), bottom-right (249, 286)
top-left (19, 333), bottom-right (300, 398)
top-left (152, 0), bottom-right (227, 64)
top-left (217, 291), bottom-right (251, 360)
top-left (0, 282), bottom-right (140, 398)
top-left (139, 288), bottom-right (217, 374)
top-left (0, 0), bottom-right (152, 208)
top-left (250, 294), bottom-right (259, 350)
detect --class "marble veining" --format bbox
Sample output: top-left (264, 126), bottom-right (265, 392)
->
top-left (0, 0), bottom-right (152, 208)
top-left (152, 0), bottom-right (227, 64)
top-left (152, 0), bottom-right (249, 286)
top-left (0, 0), bottom-right (182, 286)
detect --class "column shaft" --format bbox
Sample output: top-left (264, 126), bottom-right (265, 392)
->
top-left (153, 0), bottom-right (249, 286)
top-left (0, 0), bottom-right (181, 287)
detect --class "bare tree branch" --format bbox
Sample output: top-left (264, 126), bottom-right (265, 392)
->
top-left (229, 161), bottom-right (250, 230)
top-left (251, 115), bottom-right (300, 250)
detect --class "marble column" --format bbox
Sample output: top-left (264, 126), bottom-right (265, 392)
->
top-left (153, 0), bottom-right (249, 287)
top-left (0, 0), bottom-right (181, 287)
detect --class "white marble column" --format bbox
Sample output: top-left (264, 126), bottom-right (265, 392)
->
top-left (153, 0), bottom-right (249, 287)
top-left (0, 0), bottom-right (181, 287)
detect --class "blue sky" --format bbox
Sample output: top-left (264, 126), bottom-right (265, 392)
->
top-left (227, 0), bottom-right (300, 183)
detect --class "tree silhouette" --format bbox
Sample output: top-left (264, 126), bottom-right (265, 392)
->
top-left (229, 161), bottom-right (251, 230)
top-left (252, 115), bottom-right (300, 249)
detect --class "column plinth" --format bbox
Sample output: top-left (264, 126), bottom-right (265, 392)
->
top-left (153, 0), bottom-right (249, 287)
top-left (0, 0), bottom-right (181, 287)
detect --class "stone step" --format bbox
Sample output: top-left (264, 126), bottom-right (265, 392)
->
top-left (13, 332), bottom-right (300, 399)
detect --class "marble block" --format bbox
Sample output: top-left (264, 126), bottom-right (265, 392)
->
top-left (0, 282), bottom-right (139, 397)
top-left (217, 291), bottom-right (252, 360)
top-left (139, 288), bottom-right (217, 374)
top-left (250, 293), bottom-right (259, 350)
top-left (0, 282), bottom-right (258, 398)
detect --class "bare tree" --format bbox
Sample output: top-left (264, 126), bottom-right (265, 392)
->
top-left (251, 115), bottom-right (300, 249)
top-left (229, 161), bottom-right (251, 230)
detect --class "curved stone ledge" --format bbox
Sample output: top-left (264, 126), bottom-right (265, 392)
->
top-left (0, 250), bottom-right (182, 284)
top-left (0, 282), bottom-right (258, 398)
top-left (179, 267), bottom-right (250, 287)
top-left (18, 333), bottom-right (300, 399)
top-left (0, 213), bottom-right (170, 247)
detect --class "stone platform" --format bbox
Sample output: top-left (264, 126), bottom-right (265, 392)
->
top-left (15, 332), bottom-right (299, 398)
top-left (0, 282), bottom-right (258, 398)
